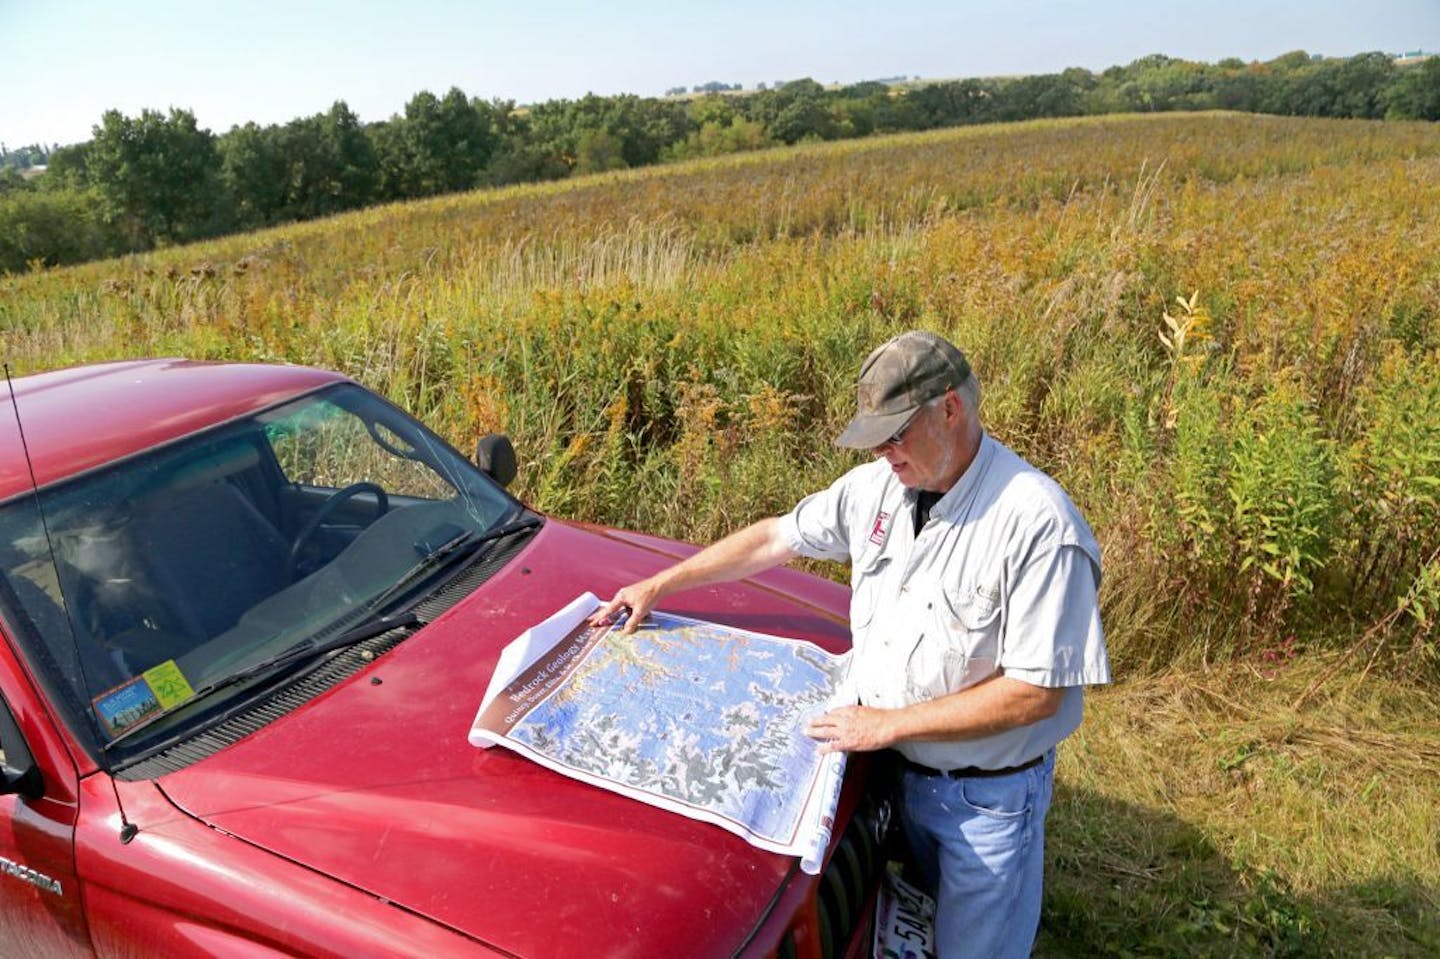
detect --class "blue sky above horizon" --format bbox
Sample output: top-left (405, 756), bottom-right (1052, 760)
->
top-left (2, 0), bottom-right (1437, 149)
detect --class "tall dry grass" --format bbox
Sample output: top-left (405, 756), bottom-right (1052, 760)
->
top-left (11, 112), bottom-right (1436, 673)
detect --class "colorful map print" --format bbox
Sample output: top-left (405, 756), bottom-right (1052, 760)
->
top-left (506, 612), bottom-right (846, 845)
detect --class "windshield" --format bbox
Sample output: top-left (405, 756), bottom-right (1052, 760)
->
top-left (0, 383), bottom-right (520, 755)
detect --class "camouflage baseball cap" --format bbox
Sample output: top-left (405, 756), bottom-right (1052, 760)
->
top-left (834, 331), bottom-right (972, 449)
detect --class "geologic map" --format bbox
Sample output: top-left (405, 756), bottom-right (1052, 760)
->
top-left (469, 593), bottom-right (851, 873)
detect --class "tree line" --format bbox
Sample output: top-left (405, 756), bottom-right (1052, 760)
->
top-left (2, 50), bottom-right (1437, 274)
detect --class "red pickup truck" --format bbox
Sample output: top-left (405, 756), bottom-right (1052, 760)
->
top-left (0, 360), bottom-right (882, 958)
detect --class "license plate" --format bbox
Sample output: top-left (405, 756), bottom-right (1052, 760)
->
top-left (872, 862), bottom-right (936, 959)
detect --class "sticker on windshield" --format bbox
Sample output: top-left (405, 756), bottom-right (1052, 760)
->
top-left (91, 659), bottom-right (195, 737)
top-left (143, 660), bottom-right (196, 709)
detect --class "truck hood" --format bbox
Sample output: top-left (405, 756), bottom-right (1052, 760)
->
top-left (155, 519), bottom-right (852, 957)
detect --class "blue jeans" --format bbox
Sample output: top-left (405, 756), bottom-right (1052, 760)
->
top-left (899, 751), bottom-right (1055, 959)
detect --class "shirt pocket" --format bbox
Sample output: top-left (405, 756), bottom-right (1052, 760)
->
top-left (905, 581), bottom-right (1002, 701)
top-left (945, 579), bottom-right (1001, 629)
top-left (848, 551), bottom-right (890, 632)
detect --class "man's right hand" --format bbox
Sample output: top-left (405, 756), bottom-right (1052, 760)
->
top-left (590, 578), bottom-right (663, 633)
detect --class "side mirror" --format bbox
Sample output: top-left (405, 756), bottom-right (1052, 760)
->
top-left (475, 434), bottom-right (517, 488)
top-left (0, 698), bottom-right (43, 800)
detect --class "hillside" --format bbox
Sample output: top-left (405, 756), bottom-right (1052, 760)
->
top-left (3, 111), bottom-right (1438, 953)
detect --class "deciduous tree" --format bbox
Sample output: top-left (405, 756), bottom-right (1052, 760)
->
top-left (86, 108), bottom-right (224, 247)
top-left (1388, 56), bottom-right (1440, 120)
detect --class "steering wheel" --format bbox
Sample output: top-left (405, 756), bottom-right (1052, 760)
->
top-left (286, 482), bottom-right (389, 580)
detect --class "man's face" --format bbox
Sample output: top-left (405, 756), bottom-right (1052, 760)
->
top-left (871, 393), bottom-right (964, 492)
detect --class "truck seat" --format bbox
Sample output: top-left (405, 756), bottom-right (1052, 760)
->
top-left (124, 481), bottom-right (292, 644)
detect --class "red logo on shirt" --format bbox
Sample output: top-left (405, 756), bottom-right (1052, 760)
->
top-left (868, 510), bottom-right (892, 546)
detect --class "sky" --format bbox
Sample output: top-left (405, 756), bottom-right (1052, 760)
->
top-left (2, 0), bottom-right (1438, 150)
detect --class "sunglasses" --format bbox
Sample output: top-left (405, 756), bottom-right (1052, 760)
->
top-left (876, 407), bottom-right (924, 449)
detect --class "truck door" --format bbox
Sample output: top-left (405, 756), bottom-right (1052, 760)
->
top-left (0, 682), bottom-right (91, 957)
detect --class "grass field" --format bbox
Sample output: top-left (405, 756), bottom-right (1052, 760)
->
top-left (1046, 664), bottom-right (1438, 956)
top-left (3, 111), bottom-right (1438, 955)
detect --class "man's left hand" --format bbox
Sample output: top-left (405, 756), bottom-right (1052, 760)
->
top-left (804, 706), bottom-right (898, 754)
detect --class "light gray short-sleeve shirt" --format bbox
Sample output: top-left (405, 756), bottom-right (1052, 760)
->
top-left (779, 433), bottom-right (1110, 771)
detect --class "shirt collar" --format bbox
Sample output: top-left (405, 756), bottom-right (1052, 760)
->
top-left (927, 431), bottom-right (993, 521)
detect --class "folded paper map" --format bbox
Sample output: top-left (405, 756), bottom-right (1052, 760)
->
top-left (469, 592), bottom-right (852, 874)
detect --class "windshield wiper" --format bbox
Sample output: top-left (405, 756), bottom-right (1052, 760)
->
top-left (102, 515), bottom-right (541, 750)
top-left (361, 514), bottom-right (543, 614)
top-left (193, 516), bottom-right (541, 699)
top-left (102, 609), bottom-right (423, 751)
top-left (259, 608), bottom-right (422, 671)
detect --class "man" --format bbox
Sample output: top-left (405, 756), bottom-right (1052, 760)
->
top-left (593, 330), bottom-right (1109, 958)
